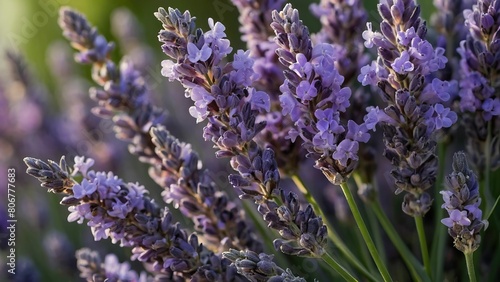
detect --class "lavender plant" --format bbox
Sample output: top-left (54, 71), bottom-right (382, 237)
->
top-left (155, 4), bottom-right (330, 258)
top-left (15, 1), bottom-right (500, 281)
top-left (441, 152), bottom-right (488, 282)
top-left (457, 0), bottom-right (500, 212)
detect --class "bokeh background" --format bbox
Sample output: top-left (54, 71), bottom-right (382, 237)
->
top-left (0, 0), bottom-right (448, 281)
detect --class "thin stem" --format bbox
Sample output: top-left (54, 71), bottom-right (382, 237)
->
top-left (371, 202), bottom-right (429, 282)
top-left (354, 222), bottom-right (378, 274)
top-left (484, 121), bottom-right (493, 211)
top-left (340, 182), bottom-right (393, 282)
top-left (290, 175), bottom-right (377, 281)
top-left (366, 202), bottom-right (386, 264)
top-left (351, 173), bottom-right (386, 266)
top-left (465, 252), bottom-right (477, 282)
top-left (321, 252), bottom-right (358, 282)
top-left (414, 216), bottom-right (430, 278)
top-left (486, 194), bottom-right (500, 221)
top-left (431, 141), bottom-right (447, 282)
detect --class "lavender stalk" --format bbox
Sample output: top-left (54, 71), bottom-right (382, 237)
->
top-left (272, 4), bottom-right (389, 281)
top-left (441, 152), bottom-right (488, 254)
top-left (230, 0), bottom-right (303, 175)
top-left (441, 152), bottom-right (488, 281)
top-left (24, 156), bottom-right (243, 281)
top-left (155, 6), bottom-right (357, 280)
top-left (358, 0), bottom-right (460, 275)
top-left (458, 0), bottom-right (500, 213)
top-left (58, 7), bottom-right (261, 254)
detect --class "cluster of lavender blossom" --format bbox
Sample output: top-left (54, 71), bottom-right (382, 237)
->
top-left (17, 0), bottom-right (500, 281)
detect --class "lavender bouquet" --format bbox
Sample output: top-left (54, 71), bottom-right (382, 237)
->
top-left (5, 0), bottom-right (499, 281)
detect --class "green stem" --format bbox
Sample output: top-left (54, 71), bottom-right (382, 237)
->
top-left (354, 222), bottom-right (378, 274)
top-left (486, 194), bottom-right (500, 221)
top-left (465, 252), bottom-right (477, 282)
top-left (352, 173), bottom-right (386, 267)
top-left (291, 175), bottom-right (377, 281)
top-left (351, 173), bottom-right (386, 266)
top-left (431, 141), bottom-right (447, 282)
top-left (291, 174), bottom-right (322, 219)
top-left (321, 252), bottom-right (358, 282)
top-left (371, 202), bottom-right (430, 282)
top-left (415, 216), bottom-right (430, 278)
top-left (365, 203), bottom-right (386, 265)
top-left (484, 121), bottom-right (493, 211)
top-left (340, 182), bottom-right (393, 282)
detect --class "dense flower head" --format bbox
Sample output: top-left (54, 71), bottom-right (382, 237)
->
top-left (272, 4), bottom-right (372, 184)
top-left (230, 0), bottom-right (307, 176)
top-left (358, 0), bottom-right (458, 216)
top-left (441, 152), bottom-right (488, 253)
top-left (456, 0), bottom-right (500, 173)
top-left (150, 126), bottom-right (262, 253)
top-left (159, 7), bottom-right (264, 183)
top-left (58, 7), bottom-right (114, 64)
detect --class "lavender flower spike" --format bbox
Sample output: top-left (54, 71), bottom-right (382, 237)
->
top-left (24, 156), bottom-right (243, 281)
top-left (458, 0), bottom-right (500, 173)
top-left (441, 152), bottom-right (488, 253)
top-left (60, 7), bottom-right (261, 254)
top-left (272, 4), bottom-right (371, 184)
top-left (156, 7), bottom-right (328, 258)
top-left (231, 0), bottom-right (303, 176)
top-left (358, 0), bottom-right (458, 216)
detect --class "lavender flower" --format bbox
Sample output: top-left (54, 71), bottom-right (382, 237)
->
top-left (150, 126), bottom-right (262, 253)
top-left (457, 0), bottom-right (500, 173)
top-left (24, 156), bottom-right (243, 281)
top-left (156, 7), bottom-right (327, 258)
top-left (272, 4), bottom-right (371, 184)
top-left (358, 0), bottom-right (458, 216)
top-left (58, 7), bottom-right (166, 171)
top-left (441, 152), bottom-right (488, 253)
top-left (223, 249), bottom-right (306, 282)
top-left (309, 0), bottom-right (378, 189)
top-left (230, 0), bottom-right (304, 175)
top-left (59, 7), bottom-right (260, 254)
